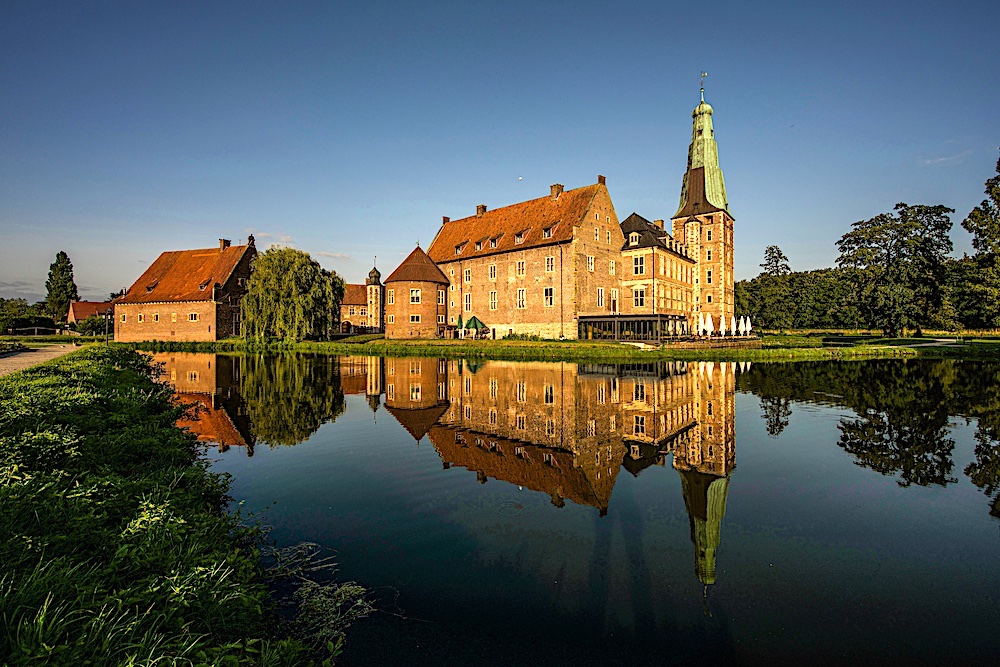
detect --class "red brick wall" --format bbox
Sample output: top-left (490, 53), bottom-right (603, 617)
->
top-left (115, 302), bottom-right (219, 342)
top-left (384, 280), bottom-right (447, 339)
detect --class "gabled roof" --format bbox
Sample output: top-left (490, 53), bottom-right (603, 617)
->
top-left (119, 242), bottom-right (254, 304)
top-left (620, 213), bottom-right (692, 259)
top-left (385, 246), bottom-right (449, 285)
top-left (67, 301), bottom-right (113, 321)
top-left (426, 183), bottom-right (603, 263)
top-left (343, 284), bottom-right (367, 306)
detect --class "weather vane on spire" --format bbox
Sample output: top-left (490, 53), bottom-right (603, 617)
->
top-left (700, 71), bottom-right (708, 102)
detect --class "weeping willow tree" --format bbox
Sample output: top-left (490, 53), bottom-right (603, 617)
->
top-left (241, 354), bottom-right (346, 447)
top-left (243, 247), bottom-right (345, 341)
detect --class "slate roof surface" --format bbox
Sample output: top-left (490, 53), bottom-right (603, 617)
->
top-left (343, 284), bottom-right (367, 306)
top-left (385, 403), bottom-right (450, 441)
top-left (119, 244), bottom-right (253, 304)
top-left (385, 245), bottom-right (449, 284)
top-left (674, 167), bottom-right (728, 218)
top-left (426, 183), bottom-right (602, 264)
top-left (619, 212), bottom-right (692, 259)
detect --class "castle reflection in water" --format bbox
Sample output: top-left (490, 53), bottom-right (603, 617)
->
top-left (156, 353), bottom-right (740, 588)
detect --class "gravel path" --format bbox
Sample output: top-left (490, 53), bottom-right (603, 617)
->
top-left (0, 344), bottom-right (79, 378)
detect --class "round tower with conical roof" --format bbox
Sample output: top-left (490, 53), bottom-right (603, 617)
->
top-left (671, 87), bottom-right (735, 335)
top-left (366, 261), bottom-right (384, 331)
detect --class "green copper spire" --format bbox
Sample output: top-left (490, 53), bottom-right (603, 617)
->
top-left (679, 469), bottom-right (731, 586)
top-left (673, 91), bottom-right (731, 218)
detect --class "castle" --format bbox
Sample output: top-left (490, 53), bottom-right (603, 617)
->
top-left (357, 90), bottom-right (734, 340)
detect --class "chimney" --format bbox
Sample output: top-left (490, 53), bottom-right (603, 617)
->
top-left (442, 216), bottom-right (450, 224)
top-left (247, 234), bottom-right (255, 246)
top-left (550, 183), bottom-right (564, 199)
top-left (597, 174), bottom-right (606, 185)
top-left (654, 219), bottom-right (664, 229)
top-left (219, 239), bottom-right (231, 251)
top-left (476, 204), bottom-right (487, 216)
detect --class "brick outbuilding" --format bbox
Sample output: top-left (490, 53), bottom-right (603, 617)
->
top-left (384, 246), bottom-right (448, 339)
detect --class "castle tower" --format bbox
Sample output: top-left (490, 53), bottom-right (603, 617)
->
top-left (366, 263), bottom-right (384, 331)
top-left (671, 88), bottom-right (735, 333)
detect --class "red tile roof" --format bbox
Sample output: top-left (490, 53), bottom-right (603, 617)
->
top-left (385, 246), bottom-right (449, 284)
top-left (118, 243), bottom-right (253, 304)
top-left (67, 301), bottom-right (113, 322)
top-left (426, 183), bottom-right (602, 264)
top-left (343, 284), bottom-right (367, 306)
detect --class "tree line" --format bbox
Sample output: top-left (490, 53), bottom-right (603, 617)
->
top-left (736, 153), bottom-right (1000, 335)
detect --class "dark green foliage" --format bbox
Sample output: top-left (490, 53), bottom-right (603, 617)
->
top-left (0, 298), bottom-right (51, 334)
top-left (44, 251), bottom-right (79, 322)
top-left (0, 347), bottom-right (367, 665)
top-left (243, 248), bottom-right (346, 342)
top-left (836, 203), bottom-right (955, 336)
top-left (962, 151), bottom-right (1000, 257)
top-left (737, 268), bottom-right (856, 330)
top-left (72, 314), bottom-right (109, 336)
top-left (242, 354), bottom-right (347, 446)
top-left (953, 153), bottom-right (1000, 328)
top-left (739, 359), bottom-right (1000, 514)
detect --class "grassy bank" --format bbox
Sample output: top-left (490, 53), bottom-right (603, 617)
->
top-left (0, 347), bottom-right (368, 665)
top-left (117, 336), bottom-right (960, 362)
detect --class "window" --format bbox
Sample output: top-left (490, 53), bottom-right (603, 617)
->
top-left (464, 268), bottom-right (471, 283)
top-left (455, 244), bottom-right (463, 255)
top-left (634, 382), bottom-right (646, 401)
top-left (410, 314), bottom-right (421, 323)
top-left (438, 314), bottom-right (445, 323)
top-left (597, 288), bottom-right (604, 307)
top-left (594, 227), bottom-right (599, 241)
top-left (349, 306), bottom-right (355, 316)
top-left (489, 378), bottom-right (497, 399)
top-left (464, 293), bottom-right (471, 311)
top-left (633, 288), bottom-right (645, 307)
top-left (410, 289), bottom-right (421, 304)
top-left (490, 408), bottom-right (498, 425)
top-left (629, 232), bottom-right (639, 246)
top-left (489, 264), bottom-right (496, 280)
top-left (610, 289), bottom-right (618, 312)
top-left (544, 287), bottom-right (554, 307)
top-left (388, 314), bottom-right (395, 323)
top-left (490, 238), bottom-right (498, 248)
top-left (516, 382), bottom-right (526, 402)
top-left (188, 371), bottom-right (198, 382)
top-left (707, 270), bottom-right (713, 284)
top-left (597, 384), bottom-right (606, 404)
top-left (152, 313), bottom-right (159, 322)
top-left (607, 230), bottom-right (612, 244)
top-left (516, 288), bottom-right (526, 309)
top-left (410, 384), bottom-right (421, 401)
top-left (543, 226), bottom-right (553, 239)
top-left (515, 232), bottom-right (524, 244)
top-left (438, 289), bottom-right (445, 305)
top-left (171, 313), bottom-right (177, 323)
top-left (137, 313), bottom-right (144, 323)
top-left (188, 313), bottom-right (199, 322)
top-left (387, 289), bottom-right (394, 305)
top-left (707, 294), bottom-right (713, 303)
top-left (546, 419), bottom-right (556, 436)
top-left (120, 313), bottom-right (126, 323)
top-left (634, 415), bottom-right (646, 436)
top-left (465, 377), bottom-right (472, 394)
top-left (516, 260), bottom-right (525, 276)
top-left (450, 284), bottom-right (455, 291)
top-left (475, 241), bottom-right (482, 251)
top-left (587, 420), bottom-right (596, 437)
top-left (609, 260), bottom-right (615, 275)
top-left (707, 229), bottom-right (713, 241)
top-left (516, 415), bottom-right (526, 430)
top-left (587, 256), bottom-right (595, 272)
top-left (544, 385), bottom-right (554, 404)
top-left (387, 383), bottom-right (394, 399)
top-left (489, 291), bottom-right (497, 310)
top-left (464, 405), bottom-right (472, 419)
top-left (545, 256), bottom-right (555, 272)
top-left (634, 256), bottom-right (644, 275)
top-left (706, 249), bottom-right (712, 261)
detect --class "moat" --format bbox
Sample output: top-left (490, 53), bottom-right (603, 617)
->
top-left (158, 353), bottom-right (1000, 665)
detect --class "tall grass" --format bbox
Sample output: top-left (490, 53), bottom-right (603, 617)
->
top-left (0, 347), bottom-right (369, 665)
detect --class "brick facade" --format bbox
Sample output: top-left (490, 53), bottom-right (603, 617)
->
top-left (384, 280), bottom-right (447, 339)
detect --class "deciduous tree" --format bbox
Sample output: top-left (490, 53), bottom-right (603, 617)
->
top-left (243, 247), bottom-right (345, 341)
top-left (957, 152), bottom-right (1000, 327)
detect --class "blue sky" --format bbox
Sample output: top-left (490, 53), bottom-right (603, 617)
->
top-left (1, 0), bottom-right (997, 302)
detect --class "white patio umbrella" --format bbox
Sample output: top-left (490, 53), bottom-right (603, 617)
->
top-left (719, 315), bottom-right (726, 338)
top-left (738, 316), bottom-right (747, 336)
top-left (698, 312), bottom-right (706, 336)
top-left (730, 315), bottom-right (737, 335)
top-left (707, 361), bottom-right (716, 376)
top-left (745, 316), bottom-right (752, 336)
top-left (706, 313), bottom-right (715, 337)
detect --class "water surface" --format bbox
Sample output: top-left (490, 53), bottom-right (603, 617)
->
top-left (157, 353), bottom-right (1000, 665)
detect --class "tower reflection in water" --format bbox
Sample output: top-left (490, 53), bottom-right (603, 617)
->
top-left (159, 352), bottom-right (739, 589)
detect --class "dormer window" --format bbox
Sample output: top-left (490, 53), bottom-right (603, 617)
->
top-left (475, 241), bottom-right (483, 251)
top-left (455, 242), bottom-right (466, 255)
top-left (515, 233), bottom-right (524, 244)
top-left (629, 232), bottom-right (640, 246)
top-left (542, 226), bottom-right (553, 239)
top-left (490, 238), bottom-right (498, 248)
top-left (198, 279), bottom-right (211, 291)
